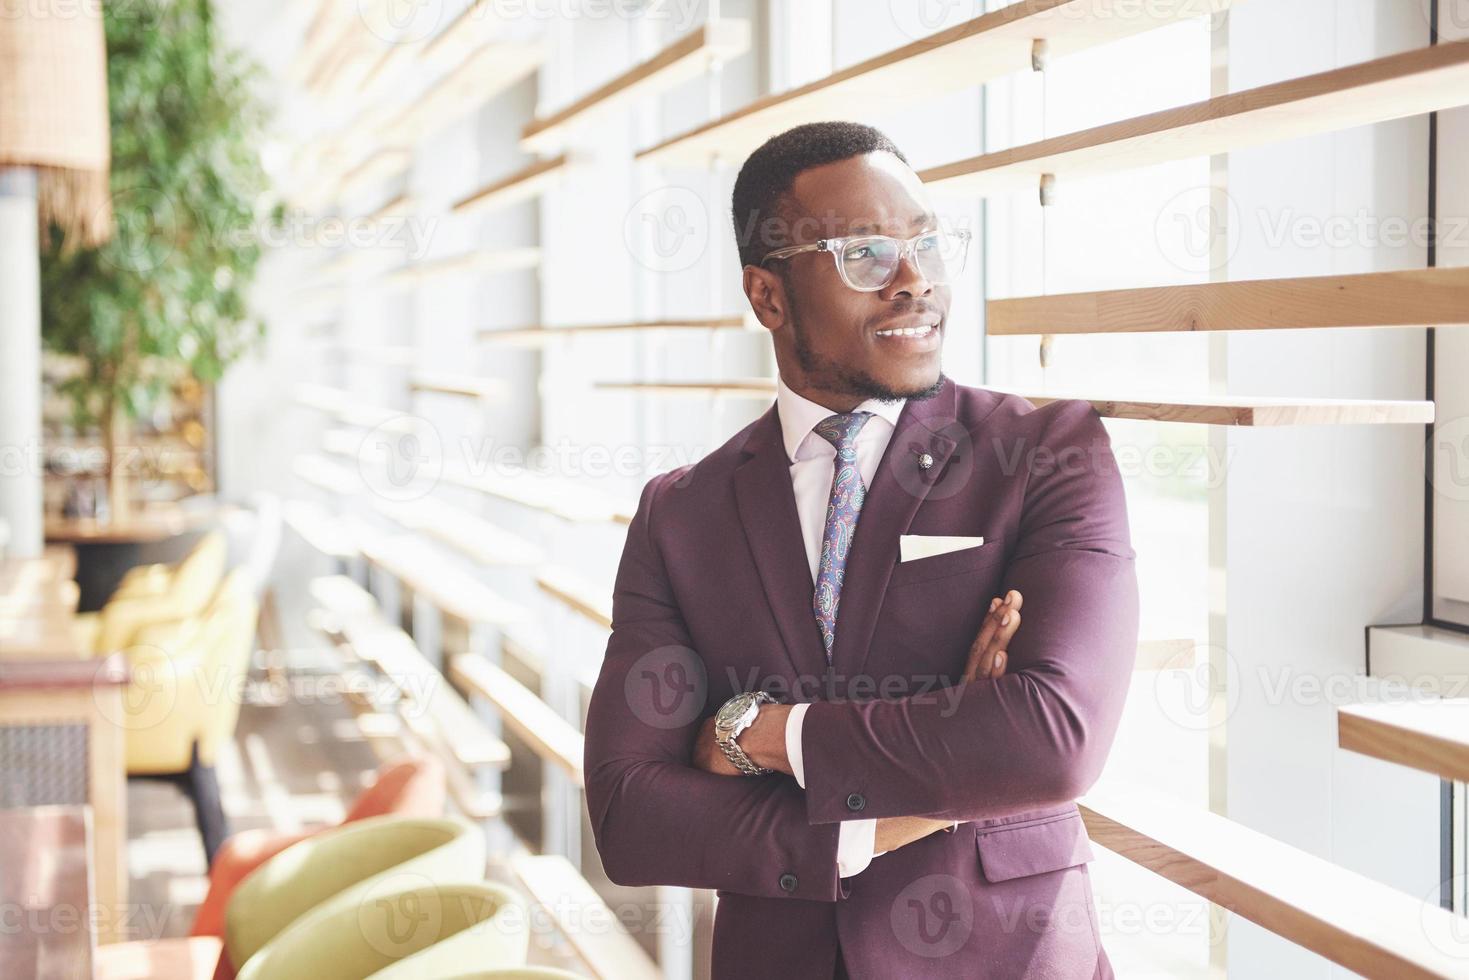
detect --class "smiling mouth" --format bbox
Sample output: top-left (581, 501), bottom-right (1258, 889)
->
top-left (874, 322), bottom-right (939, 338)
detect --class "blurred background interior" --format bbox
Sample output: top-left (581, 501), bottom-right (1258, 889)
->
top-left (1, 0), bottom-right (1468, 978)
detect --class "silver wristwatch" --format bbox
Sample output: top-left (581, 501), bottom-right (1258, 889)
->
top-left (713, 691), bottom-right (776, 775)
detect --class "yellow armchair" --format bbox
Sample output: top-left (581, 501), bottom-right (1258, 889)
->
top-left (222, 815), bottom-right (487, 971)
top-left (120, 564), bottom-right (257, 861)
top-left (235, 881), bottom-right (528, 980)
top-left (73, 529), bottom-right (228, 654)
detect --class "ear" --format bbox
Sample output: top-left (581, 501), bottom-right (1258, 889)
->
top-left (742, 264), bottom-right (789, 333)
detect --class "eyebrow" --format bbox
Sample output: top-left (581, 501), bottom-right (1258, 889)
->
top-left (847, 211), bottom-right (935, 235)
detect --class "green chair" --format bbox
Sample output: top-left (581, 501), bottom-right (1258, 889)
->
top-left (235, 882), bottom-right (528, 980)
top-left (222, 815), bottom-right (485, 971)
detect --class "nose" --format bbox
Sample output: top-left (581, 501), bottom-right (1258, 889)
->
top-left (880, 244), bottom-right (933, 299)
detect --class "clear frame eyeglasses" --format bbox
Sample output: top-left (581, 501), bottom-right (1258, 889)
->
top-left (759, 227), bottom-right (972, 292)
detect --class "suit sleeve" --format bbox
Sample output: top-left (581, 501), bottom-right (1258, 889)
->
top-left (799, 399), bottom-right (1141, 824)
top-left (583, 470), bottom-right (846, 901)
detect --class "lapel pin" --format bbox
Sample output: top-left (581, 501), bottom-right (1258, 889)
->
top-left (916, 451), bottom-right (934, 471)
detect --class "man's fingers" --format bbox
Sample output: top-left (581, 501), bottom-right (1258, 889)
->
top-left (964, 594), bottom-right (1019, 681)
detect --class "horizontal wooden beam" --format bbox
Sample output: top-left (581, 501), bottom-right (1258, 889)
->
top-left (480, 314), bottom-right (751, 345)
top-left (1081, 789), bottom-right (1469, 978)
top-left (988, 267), bottom-right (1469, 335)
top-left (523, 19), bottom-right (750, 153)
top-left (386, 246), bottom-right (541, 285)
top-left (409, 373), bottom-right (506, 400)
top-left (639, 0), bottom-right (1234, 167)
top-left (452, 154), bottom-right (571, 217)
top-left (537, 567), bottom-right (612, 631)
top-left (513, 854), bottom-right (662, 980)
top-left (922, 40), bottom-right (1469, 196)
top-left (1339, 698), bottom-right (1469, 784)
top-left (450, 653), bottom-right (585, 787)
top-left (373, 498), bottom-right (544, 568)
top-left (596, 379), bottom-right (1433, 426)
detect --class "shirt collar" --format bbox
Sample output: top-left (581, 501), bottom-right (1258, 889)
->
top-left (775, 374), bottom-right (906, 463)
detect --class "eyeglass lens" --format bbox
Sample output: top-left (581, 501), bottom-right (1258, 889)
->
top-left (839, 231), bottom-right (968, 289)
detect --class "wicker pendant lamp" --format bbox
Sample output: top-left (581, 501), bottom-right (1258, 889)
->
top-left (0, 1), bottom-right (113, 557)
top-left (0, 0), bottom-right (113, 246)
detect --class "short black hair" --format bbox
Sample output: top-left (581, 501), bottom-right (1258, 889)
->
top-left (729, 121), bottom-right (909, 270)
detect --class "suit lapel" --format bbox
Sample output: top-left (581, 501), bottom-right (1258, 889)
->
top-left (830, 377), bottom-right (961, 682)
top-left (733, 377), bottom-right (966, 689)
top-left (733, 405), bottom-right (831, 684)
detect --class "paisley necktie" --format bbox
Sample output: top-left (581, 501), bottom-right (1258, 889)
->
top-left (812, 411), bottom-right (874, 662)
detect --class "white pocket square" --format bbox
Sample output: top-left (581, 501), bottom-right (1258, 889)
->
top-left (900, 535), bottom-right (985, 562)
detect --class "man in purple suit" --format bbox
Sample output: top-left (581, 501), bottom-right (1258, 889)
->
top-left (584, 121), bottom-right (1139, 979)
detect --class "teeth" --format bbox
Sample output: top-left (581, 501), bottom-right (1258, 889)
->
top-left (876, 324), bottom-right (936, 337)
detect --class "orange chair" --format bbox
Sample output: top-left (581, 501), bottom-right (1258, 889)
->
top-left (189, 753), bottom-right (446, 938)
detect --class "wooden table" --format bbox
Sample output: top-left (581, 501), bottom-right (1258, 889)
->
top-left (0, 549), bottom-right (129, 946)
top-left (0, 805), bottom-right (95, 979)
top-left (46, 501), bottom-right (226, 612)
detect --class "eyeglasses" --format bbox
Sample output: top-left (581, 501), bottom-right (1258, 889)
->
top-left (759, 227), bottom-right (972, 292)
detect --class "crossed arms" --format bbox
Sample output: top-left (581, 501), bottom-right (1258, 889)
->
top-left (582, 400), bottom-right (1140, 903)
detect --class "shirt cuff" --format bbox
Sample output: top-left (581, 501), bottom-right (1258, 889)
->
top-left (837, 818), bottom-right (877, 878)
top-left (785, 701), bottom-right (810, 789)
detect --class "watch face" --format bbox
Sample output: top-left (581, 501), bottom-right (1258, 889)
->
top-left (716, 693), bottom-right (753, 729)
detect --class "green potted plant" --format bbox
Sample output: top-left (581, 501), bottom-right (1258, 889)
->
top-left (40, 0), bottom-right (277, 518)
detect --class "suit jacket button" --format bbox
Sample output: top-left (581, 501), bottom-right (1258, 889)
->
top-left (846, 792), bottom-right (866, 812)
top-left (779, 873), bottom-right (798, 892)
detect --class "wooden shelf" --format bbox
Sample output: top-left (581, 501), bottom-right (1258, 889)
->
top-left (1081, 787), bottom-right (1469, 978)
top-left (637, 0), bottom-right (1234, 167)
top-left (922, 40), bottom-right (1469, 197)
top-left (376, 39), bottom-right (545, 145)
top-left (1339, 698), bottom-right (1469, 783)
top-left (450, 653), bottom-right (585, 786)
top-left (409, 372), bottom-right (506, 400)
top-left (480, 314), bottom-right (751, 346)
top-left (451, 155), bottom-right (572, 217)
top-left (347, 519), bottom-right (531, 628)
top-left (989, 267), bottom-right (1469, 336)
top-left (989, 388), bottom-right (1435, 426)
top-left (598, 377), bottom-right (1432, 426)
top-left (386, 246), bottom-right (541, 286)
top-left (440, 468), bottom-right (634, 526)
top-left (594, 378), bottom-right (777, 397)
top-left (373, 497), bottom-right (543, 568)
top-left (522, 19), bottom-right (750, 153)
top-left (537, 566), bottom-right (612, 630)
top-left (335, 148), bottom-right (410, 200)
top-left (292, 455), bottom-right (360, 496)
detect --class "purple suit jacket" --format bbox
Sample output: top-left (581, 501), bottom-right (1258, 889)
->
top-left (584, 377), bottom-right (1139, 979)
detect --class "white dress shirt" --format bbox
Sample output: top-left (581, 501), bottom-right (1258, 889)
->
top-left (773, 375), bottom-right (904, 878)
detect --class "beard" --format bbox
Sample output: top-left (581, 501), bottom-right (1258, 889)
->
top-left (787, 276), bottom-right (946, 403)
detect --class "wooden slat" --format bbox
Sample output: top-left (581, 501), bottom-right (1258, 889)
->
top-left (335, 148), bottom-right (410, 199)
top-left (1339, 698), bottom-right (1469, 784)
top-left (373, 498), bottom-right (544, 567)
top-left (440, 468), bottom-right (635, 526)
top-left (638, 0), bottom-right (1234, 166)
top-left (480, 314), bottom-right (751, 346)
top-left (409, 373), bottom-right (506, 400)
top-left (387, 246), bottom-right (541, 285)
top-left (450, 653), bottom-right (585, 786)
top-left (285, 502), bottom-right (360, 561)
top-left (451, 155), bottom-right (571, 217)
top-left (376, 39), bottom-right (545, 144)
top-left (988, 267), bottom-right (1469, 336)
top-left (352, 529), bottom-right (530, 628)
top-left (921, 40), bottom-right (1469, 196)
top-left (292, 455), bottom-right (360, 496)
top-left (537, 567), bottom-right (612, 630)
top-left (513, 854), bottom-right (661, 980)
top-left (1081, 789), bottom-right (1469, 978)
top-left (522, 19), bottom-right (751, 153)
top-left (596, 379), bottom-right (1431, 426)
